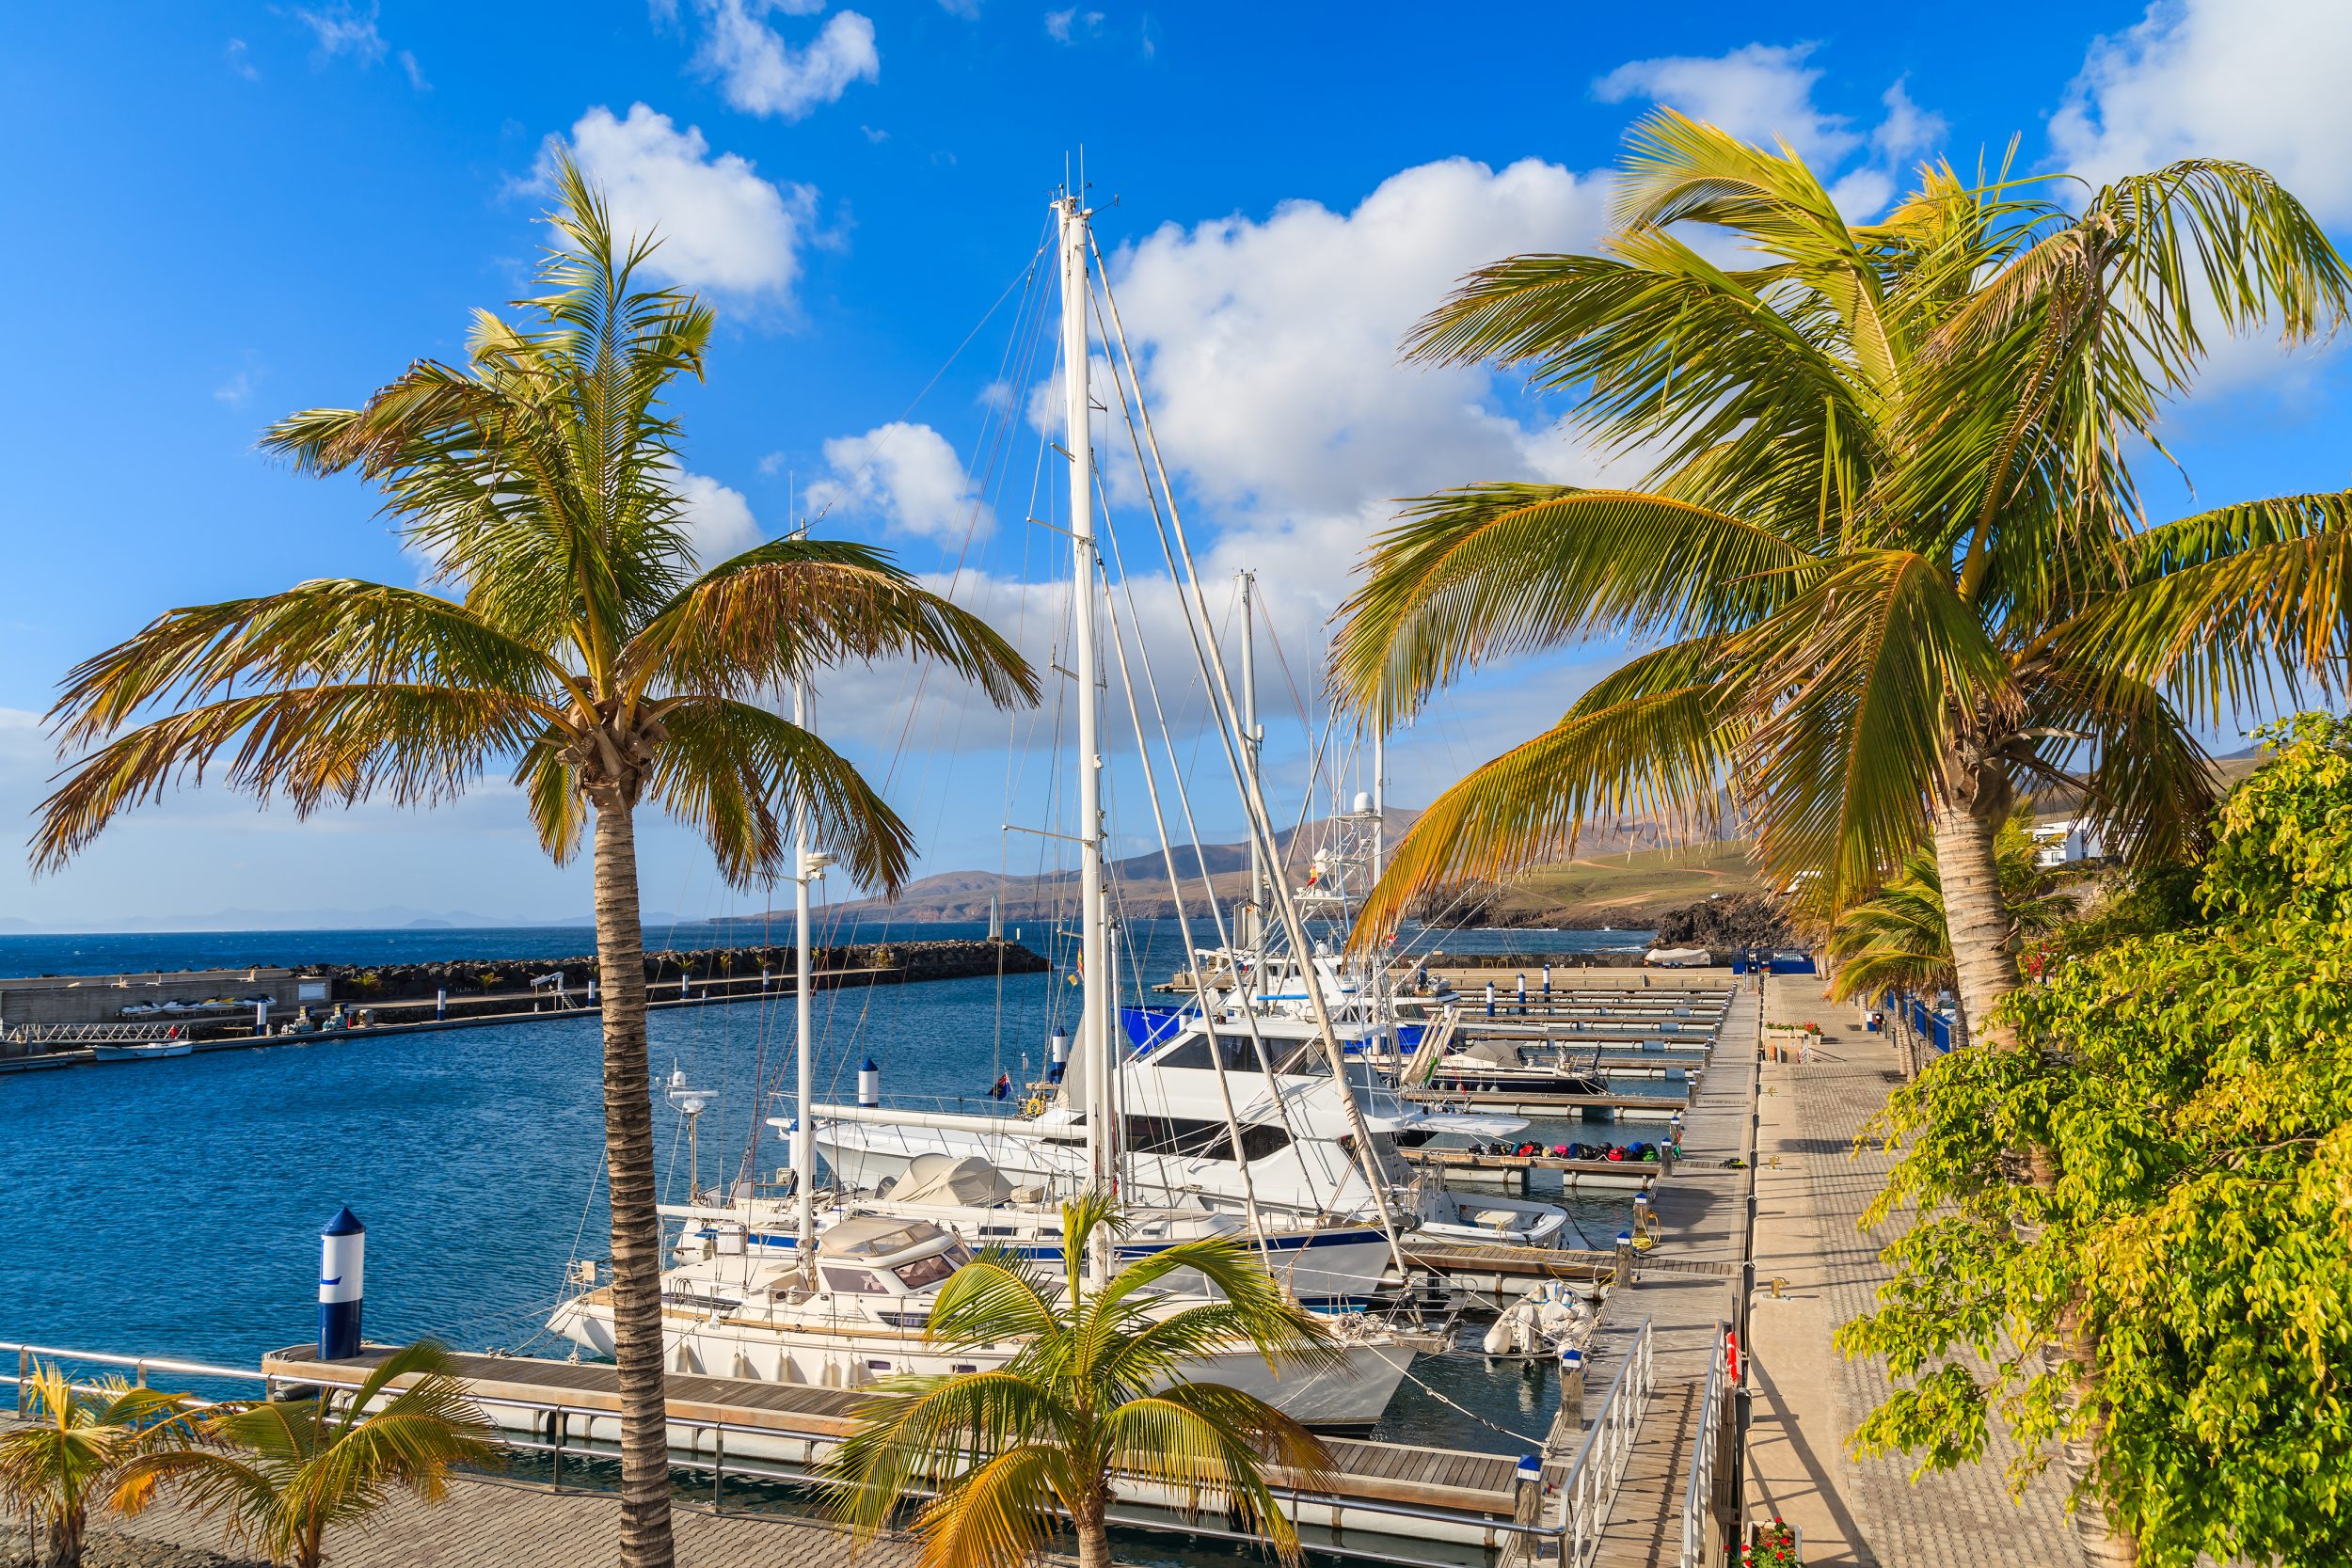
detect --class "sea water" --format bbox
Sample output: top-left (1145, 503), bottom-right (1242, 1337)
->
top-left (0, 919), bottom-right (1650, 1458)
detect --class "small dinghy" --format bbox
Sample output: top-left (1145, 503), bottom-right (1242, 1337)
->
top-left (91, 1040), bottom-right (194, 1062)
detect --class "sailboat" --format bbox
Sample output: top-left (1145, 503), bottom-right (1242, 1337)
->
top-left (817, 599), bottom-right (1589, 1251)
top-left (549, 190), bottom-right (1431, 1432)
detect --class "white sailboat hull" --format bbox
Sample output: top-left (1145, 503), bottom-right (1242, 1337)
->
top-left (547, 1293), bottom-right (1417, 1434)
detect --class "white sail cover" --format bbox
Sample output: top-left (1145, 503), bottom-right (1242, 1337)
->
top-left (886, 1152), bottom-right (1015, 1208)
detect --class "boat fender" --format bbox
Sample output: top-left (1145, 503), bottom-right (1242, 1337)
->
top-left (1482, 1317), bottom-right (1515, 1356)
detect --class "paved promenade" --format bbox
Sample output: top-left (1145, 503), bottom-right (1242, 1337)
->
top-left (1744, 974), bottom-right (2083, 1568)
top-left (4, 1469), bottom-right (917, 1568)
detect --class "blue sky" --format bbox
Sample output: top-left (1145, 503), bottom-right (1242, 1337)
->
top-left (3, 0), bottom-right (2347, 930)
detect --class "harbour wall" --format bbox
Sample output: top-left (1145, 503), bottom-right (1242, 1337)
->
top-left (0, 939), bottom-right (1047, 1059)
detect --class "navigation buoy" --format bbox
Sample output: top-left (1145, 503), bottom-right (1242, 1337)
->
top-left (859, 1057), bottom-right (880, 1108)
top-left (318, 1207), bottom-right (365, 1361)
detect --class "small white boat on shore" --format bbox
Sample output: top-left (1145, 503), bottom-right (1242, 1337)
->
top-left (91, 1039), bottom-right (194, 1061)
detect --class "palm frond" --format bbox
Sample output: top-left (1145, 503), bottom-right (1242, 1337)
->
top-left (643, 699), bottom-right (914, 893)
top-left (624, 535), bottom-right (1039, 709)
top-left (35, 686), bottom-right (547, 872)
top-left (1349, 640), bottom-right (1737, 943)
top-left (1329, 484), bottom-right (1799, 726)
top-left (1735, 551), bottom-right (2015, 901)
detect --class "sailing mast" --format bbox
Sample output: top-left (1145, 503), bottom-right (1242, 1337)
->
top-left (792, 676), bottom-right (817, 1277)
top-left (1239, 568), bottom-right (1264, 963)
top-left (1058, 191), bottom-right (1112, 1286)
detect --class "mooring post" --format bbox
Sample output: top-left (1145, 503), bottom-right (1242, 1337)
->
top-left (1613, 1228), bottom-right (1635, 1288)
top-left (318, 1207), bottom-right (365, 1360)
top-left (435, 988), bottom-right (446, 1022)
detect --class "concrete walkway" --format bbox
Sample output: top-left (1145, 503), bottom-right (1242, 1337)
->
top-left (1743, 974), bottom-right (2082, 1568)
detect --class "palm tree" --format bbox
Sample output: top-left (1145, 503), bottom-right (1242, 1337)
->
top-left (31, 161), bottom-right (1038, 1568)
top-left (825, 1192), bottom-right (1339, 1568)
top-left (116, 1340), bottom-right (500, 1568)
top-left (1825, 818), bottom-right (2070, 1064)
top-left (0, 1364), bottom-right (200, 1568)
top-left (1329, 114), bottom-right (2352, 1563)
top-left (1333, 112), bottom-right (2350, 1056)
top-left (1825, 816), bottom-right (2069, 999)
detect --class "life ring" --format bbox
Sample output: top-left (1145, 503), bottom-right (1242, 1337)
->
top-left (1022, 1096), bottom-right (1046, 1117)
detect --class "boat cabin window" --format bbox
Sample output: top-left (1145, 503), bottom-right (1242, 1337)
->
top-left (1152, 1032), bottom-right (1253, 1071)
top-left (1123, 1115), bottom-right (1292, 1163)
top-left (893, 1253), bottom-right (958, 1290)
top-left (822, 1266), bottom-right (887, 1295)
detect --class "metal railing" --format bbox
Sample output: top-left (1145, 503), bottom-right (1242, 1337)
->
top-left (3, 1338), bottom-right (1567, 1568)
top-left (5, 1341), bottom-right (275, 1413)
top-left (1680, 1324), bottom-right (1733, 1568)
top-left (1552, 1316), bottom-right (1655, 1567)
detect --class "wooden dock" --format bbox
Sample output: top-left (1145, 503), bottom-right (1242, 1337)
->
top-left (258, 1343), bottom-right (1552, 1560)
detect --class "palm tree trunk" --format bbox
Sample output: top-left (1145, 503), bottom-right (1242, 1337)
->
top-left (1074, 1501), bottom-right (1113, 1568)
top-left (1931, 801), bottom-right (2136, 1564)
top-left (40, 1505), bottom-right (83, 1568)
top-left (1930, 804), bottom-right (2019, 1049)
top-left (591, 800), bottom-right (675, 1568)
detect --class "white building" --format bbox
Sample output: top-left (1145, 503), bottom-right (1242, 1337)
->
top-left (2029, 817), bottom-right (2105, 868)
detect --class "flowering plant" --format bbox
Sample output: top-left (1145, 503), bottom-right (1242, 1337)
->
top-left (1742, 1516), bottom-right (1799, 1566)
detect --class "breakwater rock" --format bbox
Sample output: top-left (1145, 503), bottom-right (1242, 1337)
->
top-left (313, 938), bottom-right (1046, 1005)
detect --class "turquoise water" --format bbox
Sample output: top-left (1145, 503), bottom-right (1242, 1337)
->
top-left (0, 920), bottom-right (1647, 1454)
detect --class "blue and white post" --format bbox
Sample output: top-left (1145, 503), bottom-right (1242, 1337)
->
top-left (434, 988), bottom-right (446, 1022)
top-left (1516, 973), bottom-right (1527, 1016)
top-left (1543, 963), bottom-right (1551, 1002)
top-left (1485, 981), bottom-right (1495, 1018)
top-left (858, 1056), bottom-right (881, 1108)
top-left (318, 1207), bottom-right (365, 1361)
top-left (1048, 1028), bottom-right (1070, 1084)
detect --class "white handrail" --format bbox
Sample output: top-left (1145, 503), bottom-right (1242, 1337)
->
top-left (1679, 1323), bottom-right (1732, 1568)
top-left (1552, 1315), bottom-right (1656, 1567)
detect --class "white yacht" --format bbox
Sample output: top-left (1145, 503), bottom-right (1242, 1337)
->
top-left (663, 1150), bottom-right (1400, 1310)
top-left (814, 1008), bottom-right (1583, 1249)
top-left (548, 1213), bottom-right (1423, 1434)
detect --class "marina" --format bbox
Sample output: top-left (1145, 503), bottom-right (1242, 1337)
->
top-left (2, 965), bottom-right (1762, 1568)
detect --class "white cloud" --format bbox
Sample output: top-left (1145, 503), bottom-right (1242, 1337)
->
top-left (1872, 79), bottom-right (1945, 165)
top-left (687, 1), bottom-right (880, 120)
top-left (806, 422), bottom-right (986, 546)
top-left (397, 48), bottom-right (428, 90)
top-left (1595, 41), bottom-right (1855, 164)
top-left (939, 0), bottom-right (982, 16)
top-left (225, 39), bottom-right (259, 80)
top-left (670, 470), bottom-right (766, 566)
top-left (214, 369), bottom-right (258, 407)
top-left (2048, 1), bottom-right (2352, 402)
top-left (1044, 8), bottom-right (1102, 43)
top-left (2052, 0), bottom-right (2352, 222)
top-left (285, 2), bottom-right (387, 66)
top-left (1107, 157), bottom-right (1613, 525)
top-left (551, 103), bottom-right (818, 300)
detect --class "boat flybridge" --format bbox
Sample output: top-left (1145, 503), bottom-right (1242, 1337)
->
top-left (549, 187), bottom-right (1447, 1432)
top-left (813, 1006), bottom-right (1583, 1249)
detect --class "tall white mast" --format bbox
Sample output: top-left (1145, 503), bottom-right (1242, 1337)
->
top-left (1058, 192), bottom-right (1112, 1273)
top-left (1239, 569), bottom-right (1263, 955)
top-left (792, 676), bottom-right (816, 1275)
top-left (1372, 726), bottom-right (1386, 885)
